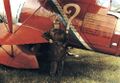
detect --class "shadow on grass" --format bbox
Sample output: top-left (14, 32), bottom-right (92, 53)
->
top-left (0, 55), bottom-right (119, 83)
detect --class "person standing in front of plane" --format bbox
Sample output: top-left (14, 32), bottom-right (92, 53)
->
top-left (44, 18), bottom-right (67, 77)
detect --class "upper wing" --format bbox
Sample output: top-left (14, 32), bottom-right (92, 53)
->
top-left (5, 25), bottom-right (48, 45)
top-left (0, 23), bottom-right (48, 45)
top-left (0, 0), bottom-right (54, 45)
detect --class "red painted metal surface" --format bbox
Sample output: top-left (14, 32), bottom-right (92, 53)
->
top-left (40, 0), bottom-right (103, 19)
top-left (58, 0), bottom-right (101, 19)
top-left (40, 0), bottom-right (119, 56)
top-left (0, 7), bottom-right (54, 45)
top-left (20, 11), bottom-right (53, 32)
top-left (0, 6), bottom-right (54, 68)
top-left (0, 23), bottom-right (48, 45)
top-left (0, 0), bottom-right (119, 69)
top-left (0, 45), bottom-right (39, 69)
top-left (73, 13), bottom-right (118, 55)
top-left (41, 0), bottom-right (119, 56)
top-left (3, 0), bottom-right (13, 33)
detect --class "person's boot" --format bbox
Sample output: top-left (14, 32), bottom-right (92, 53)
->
top-left (57, 60), bottom-right (64, 77)
top-left (50, 61), bottom-right (58, 77)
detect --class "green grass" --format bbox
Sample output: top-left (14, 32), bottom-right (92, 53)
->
top-left (0, 48), bottom-right (120, 83)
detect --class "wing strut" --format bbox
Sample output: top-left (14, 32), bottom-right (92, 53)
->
top-left (3, 0), bottom-right (13, 33)
top-left (3, 0), bottom-right (14, 57)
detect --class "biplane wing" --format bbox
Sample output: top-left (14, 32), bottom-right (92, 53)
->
top-left (0, 0), bottom-right (119, 69)
top-left (0, 0), bottom-right (54, 68)
top-left (0, 23), bottom-right (48, 45)
top-left (0, 45), bottom-right (39, 68)
top-left (0, 0), bottom-right (54, 45)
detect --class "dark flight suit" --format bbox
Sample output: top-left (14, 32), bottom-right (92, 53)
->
top-left (44, 28), bottom-right (67, 76)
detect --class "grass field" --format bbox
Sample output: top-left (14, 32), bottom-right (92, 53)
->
top-left (0, 48), bottom-right (120, 83)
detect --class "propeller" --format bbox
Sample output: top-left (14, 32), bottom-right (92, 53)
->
top-left (43, 0), bottom-right (81, 34)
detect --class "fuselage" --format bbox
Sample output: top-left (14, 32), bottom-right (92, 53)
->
top-left (39, 0), bottom-right (120, 56)
top-left (20, 0), bottom-right (120, 55)
top-left (0, 0), bottom-right (120, 69)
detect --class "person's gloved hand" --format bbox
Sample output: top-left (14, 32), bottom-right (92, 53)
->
top-left (49, 39), bottom-right (53, 43)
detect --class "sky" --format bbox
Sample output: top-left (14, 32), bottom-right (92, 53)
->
top-left (111, 0), bottom-right (120, 11)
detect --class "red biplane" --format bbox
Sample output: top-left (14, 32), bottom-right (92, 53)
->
top-left (0, 0), bottom-right (119, 69)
